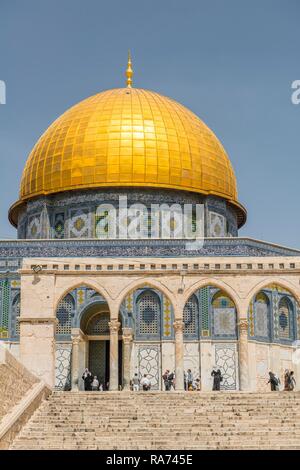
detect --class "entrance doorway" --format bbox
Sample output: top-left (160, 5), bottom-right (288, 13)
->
top-left (88, 340), bottom-right (123, 389)
top-left (80, 302), bottom-right (123, 389)
top-left (88, 340), bottom-right (109, 389)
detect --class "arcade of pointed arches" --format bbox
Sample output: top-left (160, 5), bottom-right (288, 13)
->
top-left (53, 281), bottom-right (300, 391)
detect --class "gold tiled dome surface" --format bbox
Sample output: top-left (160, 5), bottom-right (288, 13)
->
top-left (10, 88), bottom-right (246, 226)
top-left (20, 88), bottom-right (237, 198)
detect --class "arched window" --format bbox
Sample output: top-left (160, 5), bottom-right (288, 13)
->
top-left (56, 294), bottom-right (74, 335)
top-left (183, 295), bottom-right (199, 338)
top-left (12, 293), bottom-right (20, 336)
top-left (86, 312), bottom-right (110, 335)
top-left (278, 297), bottom-right (292, 340)
top-left (212, 291), bottom-right (236, 338)
top-left (136, 290), bottom-right (161, 338)
top-left (254, 292), bottom-right (270, 339)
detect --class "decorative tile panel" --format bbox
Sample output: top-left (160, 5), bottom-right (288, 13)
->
top-left (136, 290), bottom-right (161, 339)
top-left (200, 286), bottom-right (210, 336)
top-left (55, 344), bottom-right (72, 390)
top-left (53, 212), bottom-right (65, 239)
top-left (215, 343), bottom-right (238, 390)
top-left (163, 297), bottom-right (172, 338)
top-left (254, 293), bottom-right (270, 338)
top-left (212, 292), bottom-right (236, 338)
top-left (27, 214), bottom-right (41, 239)
top-left (69, 208), bottom-right (90, 238)
top-left (183, 295), bottom-right (199, 339)
top-left (138, 345), bottom-right (160, 390)
top-left (213, 308), bottom-right (236, 336)
top-left (209, 212), bottom-right (225, 237)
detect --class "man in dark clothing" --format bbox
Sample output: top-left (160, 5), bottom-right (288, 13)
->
top-left (211, 368), bottom-right (223, 391)
top-left (268, 371), bottom-right (279, 391)
top-left (163, 370), bottom-right (170, 391)
top-left (82, 368), bottom-right (93, 391)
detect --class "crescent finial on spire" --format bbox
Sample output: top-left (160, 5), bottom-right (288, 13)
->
top-left (126, 50), bottom-right (133, 88)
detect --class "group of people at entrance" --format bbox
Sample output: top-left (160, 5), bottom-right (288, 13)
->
top-left (82, 369), bottom-right (105, 391)
top-left (130, 367), bottom-right (222, 392)
top-left (82, 367), bottom-right (296, 392)
top-left (268, 369), bottom-right (296, 392)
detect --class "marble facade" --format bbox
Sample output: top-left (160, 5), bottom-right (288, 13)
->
top-left (3, 254), bottom-right (298, 392)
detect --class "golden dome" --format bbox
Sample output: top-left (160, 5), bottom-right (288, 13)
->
top-left (9, 87), bottom-right (246, 226)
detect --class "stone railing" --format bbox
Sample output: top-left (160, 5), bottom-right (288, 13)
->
top-left (0, 346), bottom-right (51, 449)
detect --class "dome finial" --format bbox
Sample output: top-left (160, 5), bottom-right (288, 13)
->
top-left (126, 50), bottom-right (133, 88)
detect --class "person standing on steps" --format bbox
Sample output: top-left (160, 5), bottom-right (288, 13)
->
top-left (168, 371), bottom-right (175, 390)
top-left (274, 372), bottom-right (281, 391)
top-left (268, 371), bottom-right (279, 391)
top-left (140, 374), bottom-right (151, 391)
top-left (91, 375), bottom-right (99, 391)
top-left (187, 369), bottom-right (193, 391)
top-left (163, 369), bottom-right (170, 391)
top-left (286, 370), bottom-right (296, 391)
top-left (284, 369), bottom-right (291, 391)
top-left (132, 373), bottom-right (140, 391)
top-left (195, 377), bottom-right (201, 391)
top-left (184, 371), bottom-right (187, 391)
top-left (211, 368), bottom-right (223, 391)
top-left (82, 368), bottom-right (93, 391)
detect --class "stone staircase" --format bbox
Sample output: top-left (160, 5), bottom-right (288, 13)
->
top-left (10, 391), bottom-right (300, 450)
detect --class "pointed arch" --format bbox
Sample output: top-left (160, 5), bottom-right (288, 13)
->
top-left (54, 282), bottom-right (111, 312)
top-left (115, 278), bottom-right (175, 313)
top-left (244, 278), bottom-right (300, 309)
top-left (248, 282), bottom-right (298, 342)
top-left (182, 278), bottom-right (241, 318)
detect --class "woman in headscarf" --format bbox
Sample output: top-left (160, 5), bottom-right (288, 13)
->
top-left (82, 368), bottom-right (92, 391)
top-left (211, 368), bottom-right (223, 391)
top-left (284, 369), bottom-right (290, 391)
top-left (268, 371), bottom-right (278, 391)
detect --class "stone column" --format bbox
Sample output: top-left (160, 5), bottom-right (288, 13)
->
top-left (109, 319), bottom-right (121, 391)
top-left (174, 319), bottom-right (184, 391)
top-left (238, 319), bottom-right (249, 391)
top-left (122, 327), bottom-right (133, 391)
top-left (71, 336), bottom-right (80, 391)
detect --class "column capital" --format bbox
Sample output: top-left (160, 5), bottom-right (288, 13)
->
top-left (109, 320), bottom-right (121, 333)
top-left (238, 319), bottom-right (249, 332)
top-left (122, 327), bottom-right (133, 343)
top-left (173, 319), bottom-right (184, 333)
top-left (71, 336), bottom-right (81, 345)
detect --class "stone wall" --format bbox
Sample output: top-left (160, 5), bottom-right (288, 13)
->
top-left (0, 345), bottom-right (51, 449)
top-left (0, 346), bottom-right (37, 421)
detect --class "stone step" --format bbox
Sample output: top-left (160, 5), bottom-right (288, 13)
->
top-left (10, 391), bottom-right (300, 450)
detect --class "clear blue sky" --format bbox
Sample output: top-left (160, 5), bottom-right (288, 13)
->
top-left (0, 0), bottom-right (299, 247)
